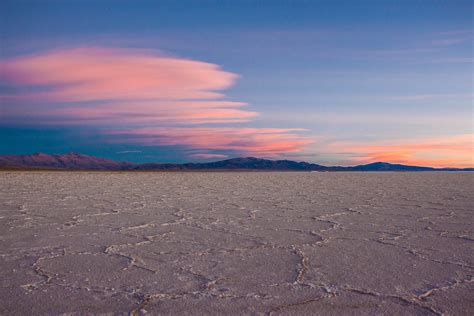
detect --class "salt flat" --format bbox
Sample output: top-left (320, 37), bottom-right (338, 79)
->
top-left (0, 172), bottom-right (472, 315)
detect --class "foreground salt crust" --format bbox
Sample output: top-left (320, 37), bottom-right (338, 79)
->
top-left (0, 172), bottom-right (472, 315)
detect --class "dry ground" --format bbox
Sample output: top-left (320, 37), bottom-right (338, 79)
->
top-left (0, 172), bottom-right (473, 315)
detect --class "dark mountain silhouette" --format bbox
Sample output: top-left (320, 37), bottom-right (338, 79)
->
top-left (0, 153), bottom-right (472, 171)
top-left (135, 157), bottom-right (330, 171)
top-left (0, 152), bottom-right (133, 170)
top-left (348, 162), bottom-right (435, 171)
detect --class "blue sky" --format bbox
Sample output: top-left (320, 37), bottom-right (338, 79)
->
top-left (0, 0), bottom-right (472, 166)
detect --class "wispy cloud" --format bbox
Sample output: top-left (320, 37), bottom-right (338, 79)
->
top-left (419, 57), bottom-right (473, 64)
top-left (436, 30), bottom-right (473, 36)
top-left (264, 111), bottom-right (471, 127)
top-left (431, 30), bottom-right (472, 46)
top-left (431, 38), bottom-right (467, 46)
top-left (116, 150), bottom-right (143, 154)
top-left (107, 127), bottom-right (313, 158)
top-left (389, 93), bottom-right (473, 101)
top-left (189, 153), bottom-right (229, 159)
top-left (49, 101), bottom-right (258, 125)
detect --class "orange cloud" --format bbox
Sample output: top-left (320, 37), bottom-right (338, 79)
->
top-left (329, 134), bottom-right (473, 168)
top-left (108, 127), bottom-right (313, 157)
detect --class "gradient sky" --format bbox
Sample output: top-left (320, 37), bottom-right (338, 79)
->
top-left (0, 0), bottom-right (473, 167)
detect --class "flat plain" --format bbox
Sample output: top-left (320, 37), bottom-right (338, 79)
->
top-left (0, 171), bottom-right (473, 315)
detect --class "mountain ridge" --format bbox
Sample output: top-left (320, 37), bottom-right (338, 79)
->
top-left (0, 153), bottom-right (472, 171)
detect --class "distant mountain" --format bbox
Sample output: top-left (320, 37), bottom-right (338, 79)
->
top-left (0, 153), bottom-right (472, 171)
top-left (348, 162), bottom-right (473, 172)
top-left (349, 162), bottom-right (436, 171)
top-left (0, 152), bottom-right (133, 170)
top-left (134, 157), bottom-right (330, 171)
top-left (123, 157), bottom-right (474, 172)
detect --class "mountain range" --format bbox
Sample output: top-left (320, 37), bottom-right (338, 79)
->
top-left (0, 153), bottom-right (472, 171)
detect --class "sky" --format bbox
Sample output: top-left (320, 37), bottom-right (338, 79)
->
top-left (0, 0), bottom-right (472, 167)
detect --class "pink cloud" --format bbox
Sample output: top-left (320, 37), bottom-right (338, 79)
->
top-left (0, 47), bottom-right (260, 124)
top-left (0, 47), bottom-right (237, 102)
top-left (50, 103), bottom-right (258, 125)
top-left (0, 47), bottom-right (313, 158)
top-left (108, 127), bottom-right (313, 157)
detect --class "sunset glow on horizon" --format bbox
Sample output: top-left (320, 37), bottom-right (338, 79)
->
top-left (1, 1), bottom-right (472, 167)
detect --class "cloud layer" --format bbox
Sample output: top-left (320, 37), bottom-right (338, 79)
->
top-left (1, 47), bottom-right (236, 101)
top-left (108, 127), bottom-right (313, 158)
top-left (1, 47), bottom-right (471, 166)
top-left (0, 47), bottom-right (310, 157)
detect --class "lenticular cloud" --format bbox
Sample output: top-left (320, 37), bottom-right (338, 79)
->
top-left (0, 47), bottom-right (237, 102)
top-left (0, 47), bottom-right (311, 157)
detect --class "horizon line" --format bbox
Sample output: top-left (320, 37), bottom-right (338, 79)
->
top-left (1, 151), bottom-right (472, 170)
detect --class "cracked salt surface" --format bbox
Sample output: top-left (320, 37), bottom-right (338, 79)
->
top-left (0, 171), bottom-right (473, 315)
